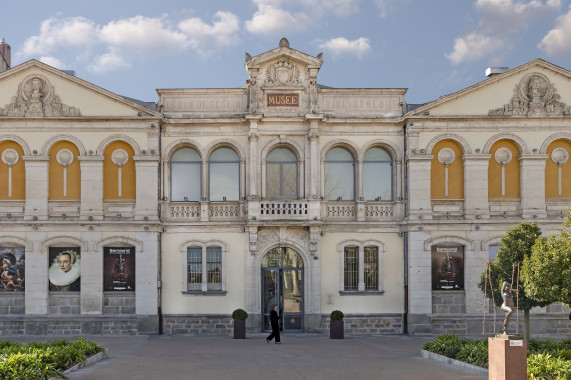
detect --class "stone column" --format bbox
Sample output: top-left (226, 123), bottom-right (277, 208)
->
top-left (407, 156), bottom-right (433, 219)
top-left (201, 159), bottom-right (208, 200)
top-left (23, 156), bottom-right (49, 221)
top-left (305, 116), bottom-right (321, 199)
top-left (520, 154), bottom-right (548, 218)
top-left (80, 231), bottom-right (102, 314)
top-left (79, 156), bottom-right (104, 220)
top-left (134, 156), bottom-right (159, 220)
top-left (246, 115), bottom-right (262, 198)
top-left (25, 232), bottom-right (48, 314)
top-left (356, 159), bottom-right (363, 200)
top-left (464, 154), bottom-right (491, 219)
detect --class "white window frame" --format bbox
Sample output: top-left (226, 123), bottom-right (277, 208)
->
top-left (337, 239), bottom-right (385, 295)
top-left (181, 240), bottom-right (227, 295)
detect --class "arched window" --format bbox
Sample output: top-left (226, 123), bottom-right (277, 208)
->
top-left (0, 141), bottom-right (25, 200)
top-left (431, 140), bottom-right (464, 200)
top-left (171, 147), bottom-right (201, 202)
top-left (266, 147), bottom-right (297, 199)
top-left (49, 141), bottom-right (81, 200)
top-left (363, 147), bottom-right (392, 201)
top-left (545, 139), bottom-right (571, 198)
top-left (488, 140), bottom-right (520, 199)
top-left (325, 147), bottom-right (354, 201)
top-left (209, 147), bottom-right (239, 201)
top-left (103, 141), bottom-right (136, 200)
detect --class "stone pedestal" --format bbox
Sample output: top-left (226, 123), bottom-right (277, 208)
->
top-left (488, 336), bottom-right (527, 380)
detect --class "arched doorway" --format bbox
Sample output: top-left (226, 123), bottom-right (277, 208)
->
top-left (261, 246), bottom-right (304, 332)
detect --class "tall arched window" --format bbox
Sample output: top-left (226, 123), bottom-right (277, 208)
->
top-left (488, 140), bottom-right (520, 199)
top-left (266, 147), bottom-right (297, 199)
top-left (431, 140), bottom-right (464, 200)
top-left (325, 147), bottom-right (355, 201)
top-left (171, 147), bottom-right (201, 202)
top-left (103, 141), bottom-right (136, 200)
top-left (545, 139), bottom-right (571, 198)
top-left (209, 147), bottom-right (239, 201)
top-left (0, 141), bottom-right (26, 200)
top-left (49, 141), bottom-right (81, 200)
top-left (363, 147), bottom-right (392, 201)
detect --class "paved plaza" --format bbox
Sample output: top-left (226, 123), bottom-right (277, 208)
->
top-left (13, 334), bottom-right (490, 380)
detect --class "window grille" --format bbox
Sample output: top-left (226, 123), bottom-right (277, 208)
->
top-left (207, 247), bottom-right (222, 290)
top-left (187, 247), bottom-right (202, 291)
top-left (344, 246), bottom-right (359, 290)
top-left (364, 246), bottom-right (378, 290)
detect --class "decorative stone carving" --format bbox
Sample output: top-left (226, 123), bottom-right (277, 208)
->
top-left (56, 149), bottom-right (74, 167)
top-left (0, 75), bottom-right (81, 117)
top-left (265, 62), bottom-right (301, 88)
top-left (111, 149), bottom-right (129, 167)
top-left (1, 149), bottom-right (19, 166)
top-left (551, 147), bottom-right (569, 165)
top-left (494, 147), bottom-right (512, 165)
top-left (437, 148), bottom-right (456, 165)
top-left (489, 72), bottom-right (570, 116)
top-left (279, 37), bottom-right (290, 48)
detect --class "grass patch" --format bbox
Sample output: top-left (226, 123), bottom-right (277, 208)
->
top-left (0, 338), bottom-right (105, 380)
top-left (423, 334), bottom-right (571, 379)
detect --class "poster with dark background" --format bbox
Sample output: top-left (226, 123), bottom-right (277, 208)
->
top-left (49, 247), bottom-right (81, 291)
top-left (103, 247), bottom-right (135, 291)
top-left (1, 247), bottom-right (25, 291)
top-left (431, 245), bottom-right (464, 290)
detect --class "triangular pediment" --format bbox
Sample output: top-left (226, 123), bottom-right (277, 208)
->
top-left (244, 38), bottom-right (323, 116)
top-left (0, 60), bottom-right (160, 118)
top-left (407, 59), bottom-right (571, 118)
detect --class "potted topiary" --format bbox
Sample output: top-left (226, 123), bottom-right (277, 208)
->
top-left (232, 308), bottom-right (248, 339)
top-left (329, 310), bottom-right (344, 339)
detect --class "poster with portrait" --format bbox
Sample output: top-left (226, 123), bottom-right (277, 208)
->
top-left (49, 247), bottom-right (81, 291)
top-left (0, 247), bottom-right (25, 291)
top-left (103, 247), bottom-right (135, 291)
top-left (431, 245), bottom-right (464, 290)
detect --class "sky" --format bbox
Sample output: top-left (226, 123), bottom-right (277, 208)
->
top-left (3, 0), bottom-right (571, 105)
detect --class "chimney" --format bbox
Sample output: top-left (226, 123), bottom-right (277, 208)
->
top-left (485, 67), bottom-right (508, 78)
top-left (0, 38), bottom-right (10, 73)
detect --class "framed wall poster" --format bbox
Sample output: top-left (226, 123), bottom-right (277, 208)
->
top-left (0, 247), bottom-right (25, 291)
top-left (49, 247), bottom-right (81, 291)
top-left (103, 247), bottom-right (135, 291)
top-left (431, 245), bottom-right (464, 290)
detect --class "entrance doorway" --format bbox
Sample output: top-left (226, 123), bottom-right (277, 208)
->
top-left (261, 247), bottom-right (304, 332)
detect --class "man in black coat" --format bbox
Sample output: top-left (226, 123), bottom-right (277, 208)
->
top-left (266, 304), bottom-right (281, 344)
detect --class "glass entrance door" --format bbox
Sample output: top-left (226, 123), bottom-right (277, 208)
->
top-left (261, 247), bottom-right (304, 332)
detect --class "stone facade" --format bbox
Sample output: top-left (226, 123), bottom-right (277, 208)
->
top-left (0, 41), bottom-right (570, 338)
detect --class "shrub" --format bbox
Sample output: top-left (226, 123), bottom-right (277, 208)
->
top-left (330, 310), bottom-right (344, 321)
top-left (528, 352), bottom-right (571, 380)
top-left (232, 308), bottom-right (248, 320)
top-left (455, 339), bottom-right (488, 368)
top-left (423, 334), bottom-right (468, 359)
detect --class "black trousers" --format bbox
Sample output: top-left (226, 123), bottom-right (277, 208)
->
top-left (267, 325), bottom-right (280, 342)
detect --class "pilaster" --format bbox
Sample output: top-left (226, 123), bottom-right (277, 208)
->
top-left (78, 156), bottom-right (104, 220)
top-left (520, 154), bottom-right (548, 218)
top-left (23, 156), bottom-right (49, 221)
top-left (134, 156), bottom-right (159, 220)
top-left (464, 154), bottom-right (492, 219)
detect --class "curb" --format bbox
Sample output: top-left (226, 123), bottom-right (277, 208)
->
top-left (48, 351), bottom-right (107, 379)
top-left (420, 349), bottom-right (488, 374)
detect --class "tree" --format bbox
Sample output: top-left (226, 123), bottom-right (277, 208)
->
top-left (478, 222), bottom-right (549, 340)
top-left (522, 211), bottom-right (571, 307)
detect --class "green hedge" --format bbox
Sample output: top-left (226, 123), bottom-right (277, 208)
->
top-left (0, 338), bottom-right (105, 380)
top-left (423, 335), bottom-right (571, 379)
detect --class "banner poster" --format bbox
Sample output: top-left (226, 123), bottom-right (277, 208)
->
top-left (49, 247), bottom-right (81, 291)
top-left (0, 247), bottom-right (25, 291)
top-left (103, 247), bottom-right (135, 291)
top-left (431, 245), bottom-right (464, 290)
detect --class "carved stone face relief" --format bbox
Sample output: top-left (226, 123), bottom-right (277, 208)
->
top-left (489, 72), bottom-right (569, 117)
top-left (0, 75), bottom-right (81, 117)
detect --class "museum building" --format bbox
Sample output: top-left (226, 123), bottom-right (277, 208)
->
top-left (0, 38), bottom-right (570, 337)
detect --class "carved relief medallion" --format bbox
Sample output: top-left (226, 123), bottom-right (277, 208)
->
top-left (0, 75), bottom-right (81, 117)
top-left (265, 62), bottom-right (301, 88)
top-left (551, 148), bottom-right (569, 165)
top-left (1, 149), bottom-right (19, 166)
top-left (437, 148), bottom-right (456, 165)
top-left (494, 147), bottom-right (512, 165)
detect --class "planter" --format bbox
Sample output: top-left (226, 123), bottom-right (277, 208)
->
top-left (233, 319), bottom-right (246, 339)
top-left (330, 320), bottom-right (344, 339)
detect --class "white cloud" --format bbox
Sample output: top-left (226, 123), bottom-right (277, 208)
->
top-left (19, 17), bottom-right (96, 57)
top-left (446, 32), bottom-right (504, 65)
top-left (87, 48), bottom-right (131, 74)
top-left (39, 56), bottom-right (64, 69)
top-left (539, 8), bottom-right (571, 56)
top-left (317, 37), bottom-right (371, 58)
top-left (245, 4), bottom-right (311, 34)
top-left (374, 0), bottom-right (393, 18)
top-left (178, 11), bottom-right (240, 47)
top-left (99, 16), bottom-right (188, 53)
top-left (446, 0), bottom-right (561, 65)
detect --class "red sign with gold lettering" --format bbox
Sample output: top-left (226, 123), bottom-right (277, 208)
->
top-left (267, 93), bottom-right (299, 107)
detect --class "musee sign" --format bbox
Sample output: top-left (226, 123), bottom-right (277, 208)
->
top-left (267, 93), bottom-right (299, 107)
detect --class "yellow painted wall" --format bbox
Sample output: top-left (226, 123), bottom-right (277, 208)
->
top-left (49, 141), bottom-right (81, 200)
top-left (545, 139), bottom-right (571, 198)
top-left (431, 140), bottom-right (464, 199)
top-left (104, 141), bottom-right (136, 200)
top-left (488, 140), bottom-right (520, 199)
top-left (0, 141), bottom-right (25, 199)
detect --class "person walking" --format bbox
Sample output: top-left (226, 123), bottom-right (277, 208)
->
top-left (266, 304), bottom-right (281, 344)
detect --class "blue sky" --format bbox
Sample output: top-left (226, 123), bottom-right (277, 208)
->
top-left (3, 0), bottom-right (571, 104)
